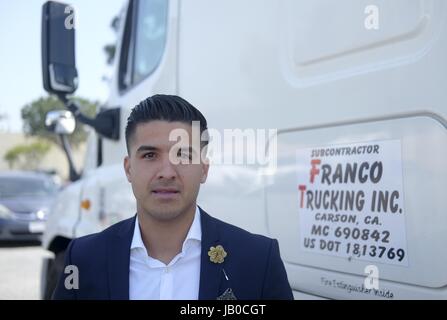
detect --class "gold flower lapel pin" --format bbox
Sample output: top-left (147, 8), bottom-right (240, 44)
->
top-left (208, 245), bottom-right (227, 264)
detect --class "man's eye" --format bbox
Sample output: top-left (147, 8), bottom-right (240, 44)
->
top-left (143, 152), bottom-right (156, 159)
top-left (178, 150), bottom-right (192, 159)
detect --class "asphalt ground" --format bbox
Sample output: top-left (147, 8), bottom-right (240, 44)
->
top-left (0, 241), bottom-right (52, 300)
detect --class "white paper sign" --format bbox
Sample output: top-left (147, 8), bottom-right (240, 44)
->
top-left (297, 140), bottom-right (408, 266)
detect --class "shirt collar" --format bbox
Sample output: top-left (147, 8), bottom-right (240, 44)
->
top-left (131, 206), bottom-right (202, 251)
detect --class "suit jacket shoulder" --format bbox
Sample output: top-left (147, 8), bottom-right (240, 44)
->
top-left (52, 216), bottom-right (135, 300)
top-left (203, 213), bottom-right (293, 300)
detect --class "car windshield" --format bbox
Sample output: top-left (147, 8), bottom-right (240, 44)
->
top-left (0, 177), bottom-right (58, 198)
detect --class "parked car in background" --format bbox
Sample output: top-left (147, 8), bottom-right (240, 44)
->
top-left (0, 171), bottom-right (59, 242)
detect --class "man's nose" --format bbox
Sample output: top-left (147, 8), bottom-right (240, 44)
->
top-left (156, 155), bottom-right (178, 180)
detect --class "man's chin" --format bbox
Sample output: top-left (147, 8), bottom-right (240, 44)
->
top-left (143, 205), bottom-right (185, 222)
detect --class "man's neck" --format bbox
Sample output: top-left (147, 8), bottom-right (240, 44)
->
top-left (137, 204), bottom-right (196, 265)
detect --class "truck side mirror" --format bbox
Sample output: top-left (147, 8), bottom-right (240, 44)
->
top-left (42, 1), bottom-right (78, 94)
top-left (45, 110), bottom-right (76, 135)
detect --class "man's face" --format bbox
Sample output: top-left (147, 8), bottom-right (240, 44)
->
top-left (124, 120), bottom-right (209, 221)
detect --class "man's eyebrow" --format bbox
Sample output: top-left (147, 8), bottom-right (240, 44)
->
top-left (136, 145), bottom-right (158, 153)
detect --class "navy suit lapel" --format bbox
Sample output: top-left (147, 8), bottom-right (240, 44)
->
top-left (107, 215), bottom-right (135, 300)
top-left (198, 207), bottom-right (224, 300)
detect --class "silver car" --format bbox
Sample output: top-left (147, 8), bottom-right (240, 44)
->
top-left (0, 171), bottom-right (58, 242)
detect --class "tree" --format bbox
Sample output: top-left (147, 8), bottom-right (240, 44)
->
top-left (4, 141), bottom-right (51, 170)
top-left (21, 96), bottom-right (98, 148)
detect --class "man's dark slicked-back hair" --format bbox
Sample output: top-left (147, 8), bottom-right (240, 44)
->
top-left (125, 94), bottom-right (208, 154)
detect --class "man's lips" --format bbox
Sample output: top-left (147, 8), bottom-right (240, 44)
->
top-left (151, 188), bottom-right (180, 198)
top-left (152, 188), bottom-right (179, 193)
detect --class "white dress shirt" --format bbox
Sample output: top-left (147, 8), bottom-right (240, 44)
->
top-left (129, 206), bottom-right (202, 300)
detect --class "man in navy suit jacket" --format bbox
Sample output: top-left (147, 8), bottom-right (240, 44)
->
top-left (53, 95), bottom-right (293, 300)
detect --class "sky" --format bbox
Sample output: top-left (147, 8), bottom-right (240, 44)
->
top-left (0, 0), bottom-right (126, 132)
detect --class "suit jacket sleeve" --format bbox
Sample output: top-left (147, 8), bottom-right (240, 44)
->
top-left (261, 239), bottom-right (294, 300)
top-left (52, 239), bottom-right (77, 300)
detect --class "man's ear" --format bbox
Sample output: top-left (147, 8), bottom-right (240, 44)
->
top-left (200, 161), bottom-right (209, 184)
top-left (200, 145), bottom-right (210, 184)
top-left (124, 156), bottom-right (132, 183)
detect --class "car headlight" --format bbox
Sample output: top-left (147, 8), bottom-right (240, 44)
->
top-left (35, 208), bottom-right (48, 220)
top-left (0, 204), bottom-right (13, 220)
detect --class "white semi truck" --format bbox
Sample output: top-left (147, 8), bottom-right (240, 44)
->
top-left (40, 0), bottom-right (447, 299)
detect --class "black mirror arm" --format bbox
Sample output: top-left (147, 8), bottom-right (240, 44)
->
top-left (57, 94), bottom-right (96, 127)
top-left (58, 134), bottom-right (80, 182)
top-left (57, 93), bottom-right (120, 141)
